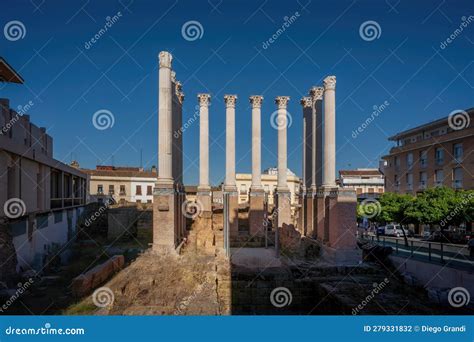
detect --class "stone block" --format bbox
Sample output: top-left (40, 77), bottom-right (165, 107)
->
top-left (249, 190), bottom-right (265, 237)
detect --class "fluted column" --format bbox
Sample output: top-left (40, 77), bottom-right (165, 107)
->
top-left (157, 51), bottom-right (173, 185)
top-left (275, 96), bottom-right (290, 191)
top-left (224, 94), bottom-right (237, 191)
top-left (309, 86), bottom-right (324, 189)
top-left (250, 95), bottom-right (263, 190)
top-left (198, 94), bottom-right (211, 190)
top-left (323, 76), bottom-right (336, 187)
top-left (300, 96), bottom-right (312, 236)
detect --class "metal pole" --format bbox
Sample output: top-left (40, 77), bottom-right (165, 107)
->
top-left (440, 243), bottom-right (444, 263)
top-left (410, 240), bottom-right (413, 257)
top-left (395, 239), bottom-right (398, 254)
top-left (275, 199), bottom-right (279, 258)
top-left (264, 192), bottom-right (268, 249)
top-left (428, 243), bottom-right (431, 261)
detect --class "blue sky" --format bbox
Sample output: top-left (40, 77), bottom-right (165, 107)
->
top-left (1, 0), bottom-right (473, 185)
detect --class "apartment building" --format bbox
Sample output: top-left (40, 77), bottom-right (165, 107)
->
top-left (382, 109), bottom-right (474, 194)
top-left (83, 165), bottom-right (157, 204)
top-left (338, 168), bottom-right (384, 200)
top-left (0, 58), bottom-right (88, 272)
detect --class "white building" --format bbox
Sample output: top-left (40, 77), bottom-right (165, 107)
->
top-left (338, 168), bottom-right (384, 200)
top-left (82, 166), bottom-right (157, 204)
top-left (235, 168), bottom-right (300, 205)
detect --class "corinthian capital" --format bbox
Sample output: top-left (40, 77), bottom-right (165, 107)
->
top-left (197, 93), bottom-right (211, 106)
top-left (309, 86), bottom-right (324, 100)
top-left (175, 81), bottom-right (182, 94)
top-left (159, 51), bottom-right (172, 68)
top-left (224, 94), bottom-right (238, 107)
top-left (177, 91), bottom-right (185, 104)
top-left (275, 96), bottom-right (290, 109)
top-left (300, 96), bottom-right (312, 108)
top-left (249, 95), bottom-right (264, 108)
top-left (323, 76), bottom-right (336, 91)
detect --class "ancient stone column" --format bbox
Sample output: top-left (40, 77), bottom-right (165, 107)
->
top-left (157, 51), bottom-right (173, 185)
top-left (322, 76), bottom-right (336, 187)
top-left (197, 93), bottom-right (212, 216)
top-left (300, 96), bottom-right (312, 236)
top-left (249, 95), bottom-right (265, 236)
top-left (153, 51), bottom-right (178, 253)
top-left (309, 86), bottom-right (324, 239)
top-left (176, 88), bottom-right (185, 239)
top-left (224, 95), bottom-right (239, 239)
top-left (274, 96), bottom-right (291, 238)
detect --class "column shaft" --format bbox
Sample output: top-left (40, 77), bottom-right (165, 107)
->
top-left (198, 94), bottom-right (211, 189)
top-left (323, 76), bottom-right (336, 187)
top-left (158, 51), bottom-right (173, 184)
top-left (224, 95), bottom-right (237, 190)
top-left (275, 96), bottom-right (290, 190)
top-left (250, 96), bottom-right (263, 189)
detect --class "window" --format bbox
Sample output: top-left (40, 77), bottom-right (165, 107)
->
top-left (435, 170), bottom-right (444, 187)
top-left (453, 143), bottom-right (463, 162)
top-left (147, 185), bottom-right (153, 195)
top-left (394, 156), bottom-right (400, 169)
top-left (394, 175), bottom-right (400, 188)
top-left (136, 199), bottom-right (141, 204)
top-left (97, 184), bottom-right (103, 194)
top-left (264, 185), bottom-right (270, 193)
top-left (435, 148), bottom-right (444, 165)
top-left (420, 150), bottom-right (427, 167)
top-left (240, 184), bottom-right (247, 194)
top-left (406, 153), bottom-right (413, 169)
top-left (356, 188), bottom-right (362, 195)
top-left (453, 168), bottom-right (463, 188)
top-left (136, 185), bottom-right (142, 195)
top-left (108, 185), bottom-right (114, 195)
top-left (406, 173), bottom-right (413, 190)
top-left (378, 188), bottom-right (384, 193)
top-left (119, 185), bottom-right (126, 196)
top-left (147, 200), bottom-right (152, 204)
top-left (419, 171), bottom-right (427, 189)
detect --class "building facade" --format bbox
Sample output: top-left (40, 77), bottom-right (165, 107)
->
top-left (235, 168), bottom-right (300, 205)
top-left (1, 65), bottom-right (88, 272)
top-left (83, 165), bottom-right (157, 204)
top-left (338, 168), bottom-right (384, 200)
top-left (382, 109), bottom-right (474, 194)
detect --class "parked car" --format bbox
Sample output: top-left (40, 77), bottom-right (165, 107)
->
top-left (384, 224), bottom-right (401, 236)
top-left (427, 230), bottom-right (468, 244)
top-left (376, 226), bottom-right (386, 235)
